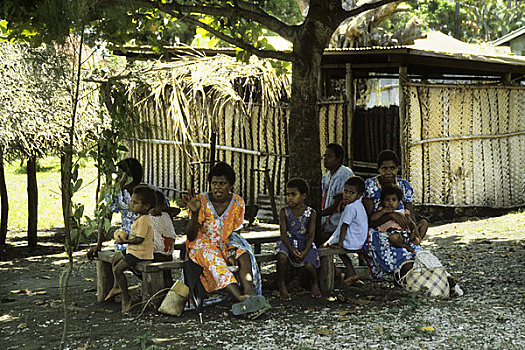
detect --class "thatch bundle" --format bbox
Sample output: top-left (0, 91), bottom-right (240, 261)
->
top-left (121, 52), bottom-right (290, 158)
top-left (0, 41), bottom-right (103, 161)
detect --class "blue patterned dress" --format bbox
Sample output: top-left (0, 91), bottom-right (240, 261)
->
top-left (275, 206), bottom-right (321, 268)
top-left (363, 176), bottom-right (422, 278)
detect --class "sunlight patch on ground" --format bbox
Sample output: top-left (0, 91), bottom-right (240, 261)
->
top-left (0, 314), bottom-right (20, 323)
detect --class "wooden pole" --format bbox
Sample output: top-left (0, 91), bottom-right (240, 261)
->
top-left (398, 66), bottom-right (408, 178)
top-left (345, 63), bottom-right (355, 166)
top-left (0, 150), bottom-right (8, 245)
top-left (27, 156), bottom-right (38, 248)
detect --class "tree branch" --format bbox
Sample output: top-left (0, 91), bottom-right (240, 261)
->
top-left (130, 0), bottom-right (297, 41)
top-left (172, 12), bottom-right (293, 62)
top-left (333, 0), bottom-right (401, 24)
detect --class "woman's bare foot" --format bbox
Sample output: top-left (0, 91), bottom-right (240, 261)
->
top-left (121, 295), bottom-right (133, 314)
top-left (279, 288), bottom-right (291, 301)
top-left (311, 284), bottom-right (322, 298)
top-left (238, 294), bottom-right (250, 302)
top-left (105, 287), bottom-right (121, 301)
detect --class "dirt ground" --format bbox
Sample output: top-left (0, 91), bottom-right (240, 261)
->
top-left (1, 212), bottom-right (524, 350)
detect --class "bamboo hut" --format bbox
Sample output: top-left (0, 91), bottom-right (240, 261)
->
top-left (104, 53), bottom-right (290, 207)
top-left (114, 32), bottom-right (525, 213)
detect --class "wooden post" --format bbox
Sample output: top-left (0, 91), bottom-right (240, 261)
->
top-left (96, 260), bottom-right (114, 303)
top-left (345, 63), bottom-right (355, 166)
top-left (27, 156), bottom-right (38, 248)
top-left (264, 170), bottom-right (279, 223)
top-left (398, 66), bottom-right (408, 178)
top-left (319, 255), bottom-right (335, 293)
top-left (0, 150), bottom-right (8, 245)
top-left (142, 271), bottom-right (166, 308)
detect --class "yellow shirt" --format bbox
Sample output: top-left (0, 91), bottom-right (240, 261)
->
top-left (126, 214), bottom-right (153, 260)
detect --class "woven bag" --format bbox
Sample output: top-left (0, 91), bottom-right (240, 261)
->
top-left (398, 251), bottom-right (450, 298)
top-left (158, 281), bottom-right (190, 316)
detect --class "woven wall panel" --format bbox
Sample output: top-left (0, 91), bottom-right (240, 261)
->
top-left (406, 84), bottom-right (525, 208)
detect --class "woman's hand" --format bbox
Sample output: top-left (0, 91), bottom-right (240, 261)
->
top-left (182, 189), bottom-right (201, 213)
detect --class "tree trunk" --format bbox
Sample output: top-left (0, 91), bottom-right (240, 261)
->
top-left (453, 1), bottom-right (461, 39)
top-left (27, 156), bottom-right (38, 248)
top-left (0, 150), bottom-right (8, 245)
top-left (289, 2), bottom-right (338, 212)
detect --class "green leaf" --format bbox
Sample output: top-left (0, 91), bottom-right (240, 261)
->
top-left (72, 178), bottom-right (83, 192)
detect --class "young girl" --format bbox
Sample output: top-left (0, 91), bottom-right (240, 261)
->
top-left (275, 178), bottom-right (321, 300)
top-left (371, 184), bottom-right (421, 253)
top-left (105, 185), bottom-right (157, 314)
top-left (324, 176), bottom-right (368, 286)
top-left (151, 190), bottom-right (177, 288)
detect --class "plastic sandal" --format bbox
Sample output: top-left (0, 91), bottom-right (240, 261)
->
top-left (231, 295), bottom-right (267, 315)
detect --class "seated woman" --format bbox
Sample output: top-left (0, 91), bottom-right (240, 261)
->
top-left (183, 162), bottom-right (262, 304)
top-left (362, 150), bottom-right (426, 278)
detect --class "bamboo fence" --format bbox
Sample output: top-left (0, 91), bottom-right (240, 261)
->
top-left (405, 83), bottom-right (525, 208)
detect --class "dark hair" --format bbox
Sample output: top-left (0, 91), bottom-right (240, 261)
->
top-left (380, 184), bottom-right (404, 202)
top-left (117, 158), bottom-right (143, 186)
top-left (286, 178), bottom-right (309, 195)
top-left (132, 185), bottom-right (157, 208)
top-left (208, 162), bottom-right (236, 185)
top-left (154, 190), bottom-right (167, 208)
top-left (326, 143), bottom-right (345, 161)
top-left (344, 176), bottom-right (365, 194)
top-left (377, 150), bottom-right (399, 168)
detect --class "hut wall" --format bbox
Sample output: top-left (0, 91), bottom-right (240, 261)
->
top-left (405, 83), bottom-right (525, 208)
top-left (128, 99), bottom-right (289, 203)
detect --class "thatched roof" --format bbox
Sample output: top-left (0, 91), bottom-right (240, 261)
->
top-left (0, 41), bottom-right (103, 161)
top-left (106, 52), bottom-right (290, 154)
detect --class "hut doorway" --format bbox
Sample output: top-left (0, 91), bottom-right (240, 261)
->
top-left (350, 78), bottom-right (401, 178)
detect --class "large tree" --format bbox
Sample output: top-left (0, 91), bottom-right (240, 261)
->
top-left (2, 0), bottom-right (397, 209)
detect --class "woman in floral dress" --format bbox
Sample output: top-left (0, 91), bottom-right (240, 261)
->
top-left (183, 162), bottom-right (261, 301)
top-left (362, 150), bottom-right (427, 278)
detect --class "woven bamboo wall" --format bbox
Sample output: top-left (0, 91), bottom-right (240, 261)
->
top-left (406, 83), bottom-right (525, 208)
top-left (128, 98), bottom-right (289, 202)
top-left (127, 98), bottom-right (350, 203)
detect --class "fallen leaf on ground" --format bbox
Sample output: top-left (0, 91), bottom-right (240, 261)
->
top-left (337, 310), bottom-right (350, 316)
top-left (17, 323), bottom-right (27, 329)
top-left (420, 326), bottom-right (435, 332)
top-left (339, 317), bottom-right (351, 321)
top-left (84, 278), bottom-right (95, 282)
top-left (316, 329), bottom-right (334, 335)
top-left (11, 289), bottom-right (30, 294)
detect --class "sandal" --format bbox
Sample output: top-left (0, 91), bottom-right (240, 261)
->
top-left (231, 295), bottom-right (267, 316)
top-left (247, 302), bottom-right (271, 320)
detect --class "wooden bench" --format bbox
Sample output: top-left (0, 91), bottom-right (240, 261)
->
top-left (96, 246), bottom-right (371, 307)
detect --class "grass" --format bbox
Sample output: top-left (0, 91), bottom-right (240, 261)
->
top-left (4, 156), bottom-right (98, 232)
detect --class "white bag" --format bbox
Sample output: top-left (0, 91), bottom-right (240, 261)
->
top-left (158, 281), bottom-right (190, 316)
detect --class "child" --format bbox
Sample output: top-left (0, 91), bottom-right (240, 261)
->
top-left (105, 185), bottom-right (157, 314)
top-left (151, 190), bottom-right (177, 288)
top-left (275, 178), bottom-right (321, 300)
top-left (371, 184), bottom-right (421, 253)
top-left (324, 176), bottom-right (368, 286)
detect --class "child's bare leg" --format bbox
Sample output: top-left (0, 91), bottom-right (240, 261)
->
top-left (389, 233), bottom-right (415, 253)
top-left (304, 263), bottom-right (321, 298)
top-left (339, 254), bottom-right (361, 285)
top-left (113, 259), bottom-right (133, 314)
top-left (276, 252), bottom-right (290, 300)
top-left (417, 219), bottom-right (429, 240)
top-left (237, 253), bottom-right (254, 296)
top-left (105, 253), bottom-right (123, 301)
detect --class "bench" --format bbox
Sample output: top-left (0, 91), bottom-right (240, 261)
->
top-left (96, 245), bottom-right (371, 307)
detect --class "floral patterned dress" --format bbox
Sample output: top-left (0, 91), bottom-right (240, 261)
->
top-left (363, 176), bottom-right (422, 278)
top-left (187, 193), bottom-right (261, 294)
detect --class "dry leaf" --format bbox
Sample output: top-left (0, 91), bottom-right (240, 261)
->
top-left (339, 317), bottom-right (351, 321)
top-left (84, 278), bottom-right (95, 282)
top-left (421, 326), bottom-right (435, 332)
top-left (316, 329), bottom-right (334, 335)
top-left (337, 310), bottom-right (350, 316)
